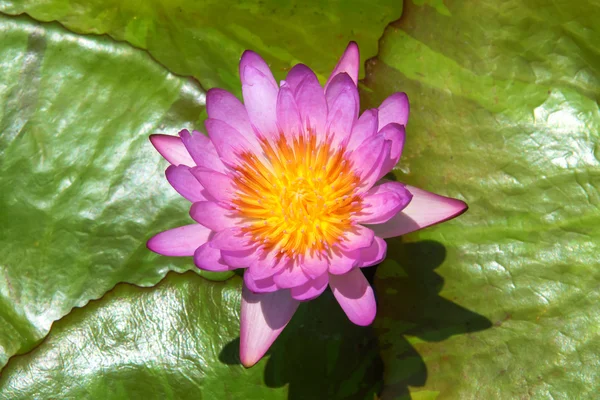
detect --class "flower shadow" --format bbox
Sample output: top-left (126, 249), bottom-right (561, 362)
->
top-left (219, 290), bottom-right (384, 399)
top-left (220, 239), bottom-right (492, 399)
top-left (374, 238), bottom-right (493, 398)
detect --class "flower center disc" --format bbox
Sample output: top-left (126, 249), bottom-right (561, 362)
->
top-left (232, 134), bottom-right (362, 258)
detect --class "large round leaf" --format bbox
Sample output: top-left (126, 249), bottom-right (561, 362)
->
top-left (364, 0), bottom-right (600, 398)
top-left (0, 0), bottom-right (404, 92)
top-left (0, 272), bottom-right (383, 399)
top-left (0, 14), bottom-right (233, 370)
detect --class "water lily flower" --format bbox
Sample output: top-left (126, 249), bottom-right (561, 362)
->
top-left (147, 42), bottom-right (467, 367)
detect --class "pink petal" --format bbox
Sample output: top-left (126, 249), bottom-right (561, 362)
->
top-left (355, 181), bottom-right (413, 224)
top-left (178, 129), bottom-right (227, 173)
top-left (276, 83), bottom-right (303, 142)
top-left (209, 227), bottom-right (253, 251)
top-left (290, 273), bottom-right (329, 301)
top-left (193, 242), bottom-right (232, 271)
top-left (189, 201), bottom-right (239, 231)
top-left (325, 73), bottom-right (359, 147)
top-left (369, 185), bottom-right (468, 239)
top-left (206, 88), bottom-right (255, 142)
top-left (190, 167), bottom-right (235, 202)
top-left (285, 64), bottom-right (313, 91)
top-left (240, 285), bottom-right (299, 367)
top-left (165, 165), bottom-right (208, 202)
top-left (347, 109), bottom-right (378, 152)
top-left (239, 50), bottom-right (278, 88)
top-left (248, 251), bottom-right (288, 280)
top-left (325, 41), bottom-right (360, 91)
top-left (349, 135), bottom-right (390, 191)
top-left (325, 72), bottom-right (355, 104)
top-left (205, 118), bottom-right (261, 166)
top-left (294, 70), bottom-right (327, 135)
top-left (273, 262), bottom-right (311, 288)
top-left (149, 134), bottom-right (195, 166)
top-left (327, 248), bottom-right (360, 275)
top-left (147, 224), bottom-right (211, 256)
top-left (378, 92), bottom-right (410, 128)
top-left (242, 65), bottom-right (279, 139)
top-left (358, 236), bottom-right (387, 268)
top-left (221, 248), bottom-right (261, 269)
top-left (329, 268), bottom-right (376, 326)
top-left (377, 123), bottom-right (406, 178)
top-left (244, 273), bottom-right (278, 293)
top-left (340, 225), bottom-right (375, 251)
top-left (300, 252), bottom-right (329, 279)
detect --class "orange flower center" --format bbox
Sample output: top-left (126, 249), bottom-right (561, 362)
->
top-left (231, 134), bottom-right (362, 258)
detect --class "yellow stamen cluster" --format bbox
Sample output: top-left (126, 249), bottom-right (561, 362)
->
top-left (231, 133), bottom-right (362, 259)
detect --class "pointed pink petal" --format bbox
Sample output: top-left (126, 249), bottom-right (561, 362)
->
top-left (377, 123), bottom-right (406, 178)
top-left (273, 263), bottom-right (310, 288)
top-left (247, 251), bottom-right (288, 280)
top-left (206, 88), bottom-right (255, 142)
top-left (149, 134), bottom-right (195, 166)
top-left (290, 273), bottom-right (329, 301)
top-left (340, 225), bottom-right (375, 251)
top-left (285, 64), bottom-right (313, 91)
top-left (355, 181), bottom-right (413, 224)
top-left (358, 236), bottom-right (387, 267)
top-left (209, 227), bottom-right (253, 251)
top-left (349, 135), bottom-right (390, 191)
top-left (193, 242), bottom-right (232, 271)
top-left (190, 167), bottom-right (235, 202)
top-left (301, 252), bottom-right (329, 279)
top-left (325, 71), bottom-right (356, 104)
top-left (276, 83), bottom-right (303, 142)
top-left (294, 70), bottom-right (327, 135)
top-left (378, 92), bottom-right (410, 128)
top-left (347, 109), bottom-right (378, 152)
top-left (147, 224), bottom-right (211, 256)
top-left (205, 118), bottom-right (261, 166)
top-left (369, 185), bottom-right (468, 238)
top-left (327, 248), bottom-right (360, 275)
top-left (244, 272), bottom-right (279, 293)
top-left (329, 268), bottom-right (376, 326)
top-left (325, 73), bottom-right (359, 147)
top-left (325, 41), bottom-right (360, 91)
top-left (240, 285), bottom-right (299, 367)
top-left (189, 201), bottom-right (239, 231)
top-left (242, 65), bottom-right (279, 138)
top-left (165, 165), bottom-right (208, 202)
top-left (326, 93), bottom-right (359, 147)
top-left (239, 50), bottom-right (278, 88)
top-left (178, 129), bottom-right (227, 173)
top-left (221, 248), bottom-right (261, 269)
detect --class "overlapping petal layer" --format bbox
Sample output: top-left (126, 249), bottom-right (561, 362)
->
top-left (148, 42), bottom-right (467, 367)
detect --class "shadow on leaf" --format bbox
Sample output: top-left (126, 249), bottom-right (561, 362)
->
top-left (375, 238), bottom-right (492, 399)
top-left (221, 239), bottom-right (491, 399)
top-left (220, 289), bottom-right (384, 399)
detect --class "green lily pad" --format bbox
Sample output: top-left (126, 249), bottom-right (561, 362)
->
top-left (0, 0), bottom-right (404, 93)
top-left (0, 272), bottom-right (383, 399)
top-left (0, 14), bottom-right (235, 370)
top-left (365, 0), bottom-right (600, 397)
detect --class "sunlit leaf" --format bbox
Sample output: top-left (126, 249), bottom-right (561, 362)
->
top-left (0, 0), bottom-right (404, 92)
top-left (0, 273), bottom-right (382, 399)
top-left (366, 0), bottom-right (600, 397)
top-left (0, 14), bottom-right (232, 369)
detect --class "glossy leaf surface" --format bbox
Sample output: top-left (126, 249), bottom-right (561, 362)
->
top-left (0, 273), bottom-right (382, 399)
top-left (0, 14), bottom-right (232, 370)
top-left (0, 0), bottom-right (404, 92)
top-left (364, 0), bottom-right (600, 398)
